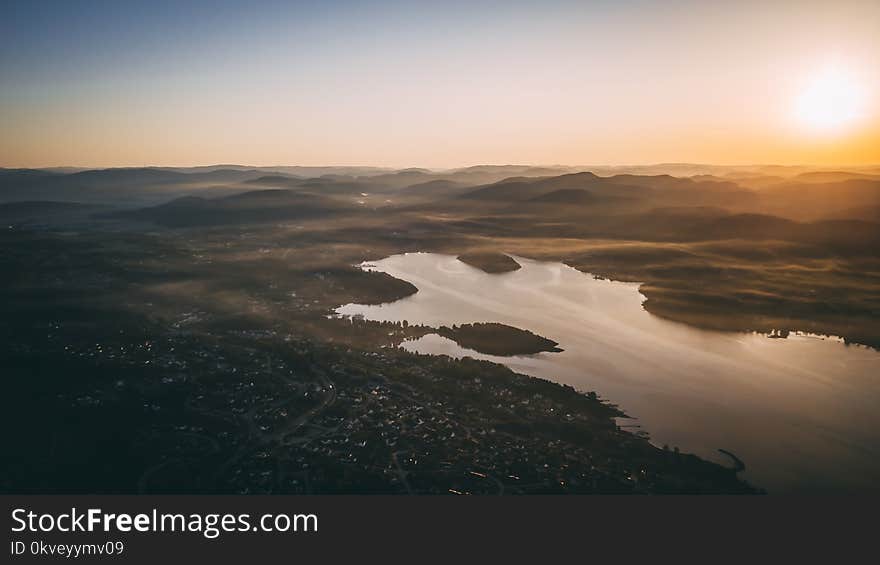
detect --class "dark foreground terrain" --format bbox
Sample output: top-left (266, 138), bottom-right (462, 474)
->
top-left (0, 227), bottom-right (754, 493)
top-left (2, 163), bottom-right (878, 493)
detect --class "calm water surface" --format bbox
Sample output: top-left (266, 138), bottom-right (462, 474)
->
top-left (336, 253), bottom-right (880, 492)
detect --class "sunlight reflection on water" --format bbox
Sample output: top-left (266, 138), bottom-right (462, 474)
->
top-left (336, 252), bottom-right (880, 493)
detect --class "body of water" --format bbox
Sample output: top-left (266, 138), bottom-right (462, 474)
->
top-left (336, 253), bottom-right (880, 492)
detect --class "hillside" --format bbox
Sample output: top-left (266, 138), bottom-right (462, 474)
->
top-left (113, 188), bottom-right (354, 227)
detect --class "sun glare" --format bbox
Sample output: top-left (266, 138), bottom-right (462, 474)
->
top-left (794, 67), bottom-right (866, 134)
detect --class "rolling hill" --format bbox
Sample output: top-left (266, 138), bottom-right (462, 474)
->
top-left (112, 188), bottom-right (354, 227)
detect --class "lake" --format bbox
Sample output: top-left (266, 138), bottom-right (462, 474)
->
top-left (336, 252), bottom-right (880, 492)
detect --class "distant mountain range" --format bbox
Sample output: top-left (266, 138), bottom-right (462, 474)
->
top-left (1, 164), bottom-right (877, 231)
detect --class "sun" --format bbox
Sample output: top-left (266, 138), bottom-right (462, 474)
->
top-left (794, 67), bottom-right (866, 133)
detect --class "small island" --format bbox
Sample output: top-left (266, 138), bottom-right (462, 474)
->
top-left (457, 252), bottom-right (521, 273)
top-left (437, 322), bottom-right (562, 356)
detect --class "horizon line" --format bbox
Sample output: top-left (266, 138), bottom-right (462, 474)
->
top-left (4, 161), bottom-right (880, 172)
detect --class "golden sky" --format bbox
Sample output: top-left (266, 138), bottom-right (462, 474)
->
top-left (1, 1), bottom-right (878, 168)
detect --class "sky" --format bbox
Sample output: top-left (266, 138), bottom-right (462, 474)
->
top-left (1, 0), bottom-right (878, 168)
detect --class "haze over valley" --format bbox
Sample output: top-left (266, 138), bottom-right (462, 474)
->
top-left (2, 0), bottom-right (878, 495)
top-left (2, 160), bottom-right (878, 493)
